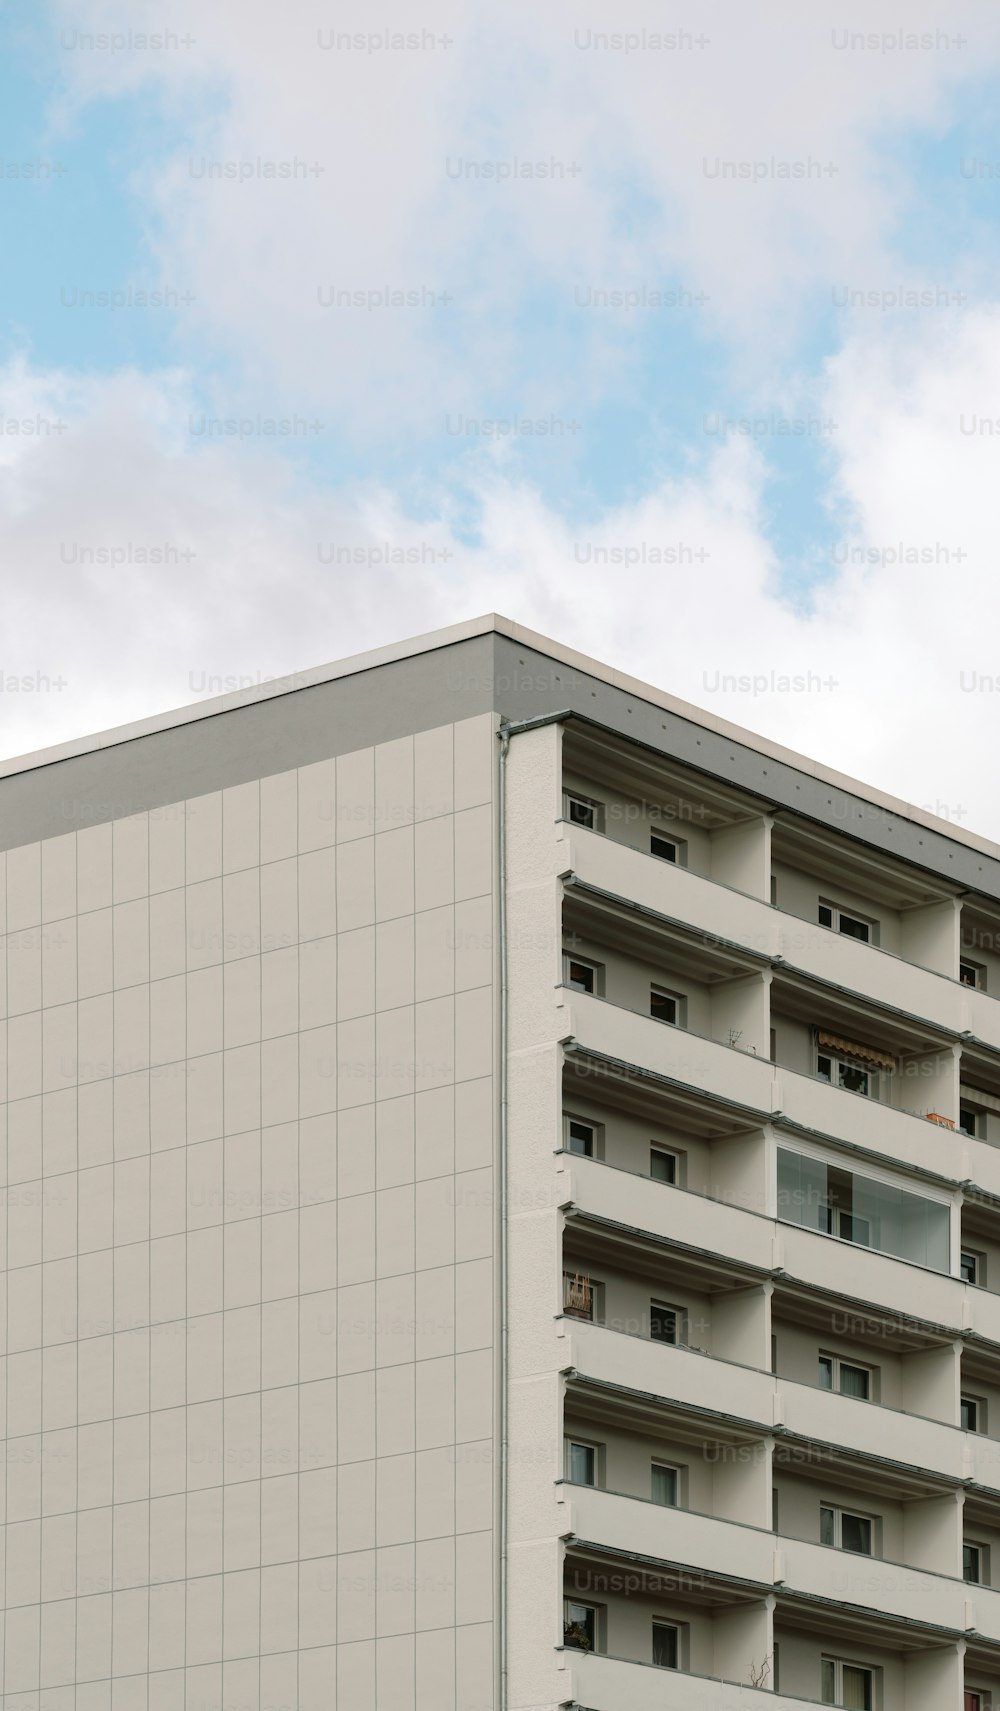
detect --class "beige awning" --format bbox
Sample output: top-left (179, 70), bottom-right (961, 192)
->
top-left (817, 1030), bottom-right (896, 1072)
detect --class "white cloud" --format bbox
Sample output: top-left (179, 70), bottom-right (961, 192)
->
top-left (2, 327), bottom-right (1000, 843)
top-left (9, 0), bottom-right (999, 847)
top-left (47, 0), bottom-right (1000, 418)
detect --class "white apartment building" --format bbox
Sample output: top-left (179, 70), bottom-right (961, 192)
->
top-left (1, 614), bottom-right (998, 1711)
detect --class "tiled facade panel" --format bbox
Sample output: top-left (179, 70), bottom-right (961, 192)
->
top-left (0, 713), bottom-right (497, 1711)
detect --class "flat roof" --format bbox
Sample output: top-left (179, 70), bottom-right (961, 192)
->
top-left (2, 612), bottom-right (997, 869)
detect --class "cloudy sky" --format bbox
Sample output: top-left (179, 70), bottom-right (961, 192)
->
top-left (3, 1), bottom-right (1000, 834)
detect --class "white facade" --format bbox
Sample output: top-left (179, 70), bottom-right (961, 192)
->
top-left (2, 614), bottom-right (1000, 1710)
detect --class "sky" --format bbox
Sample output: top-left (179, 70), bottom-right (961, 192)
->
top-left (4, 1), bottom-right (1000, 836)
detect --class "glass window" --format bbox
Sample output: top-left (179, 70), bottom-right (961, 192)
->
top-left (843, 1664), bottom-right (874, 1710)
top-left (960, 1104), bottom-right (983, 1139)
top-left (818, 1353), bottom-right (872, 1401)
top-left (962, 1250), bottom-right (983, 1286)
top-left (651, 1463), bottom-right (678, 1507)
top-left (566, 1119), bottom-right (595, 1157)
top-left (818, 899), bottom-right (878, 945)
top-left (820, 1506), bottom-right (873, 1555)
top-left (563, 1273), bottom-right (593, 1321)
top-left (566, 1441), bottom-right (597, 1486)
top-left (565, 794), bottom-right (601, 830)
top-left (563, 1600), bottom-right (596, 1651)
top-left (565, 958), bottom-right (596, 993)
top-left (778, 1148), bottom-right (950, 1273)
top-left (962, 1396), bottom-right (984, 1433)
top-left (650, 832), bottom-right (677, 863)
top-left (964, 1544), bottom-right (982, 1584)
top-left (838, 1362), bottom-right (871, 1400)
top-left (650, 987), bottom-right (680, 1025)
top-left (652, 1621), bottom-right (679, 1668)
top-left (650, 1301), bottom-right (679, 1345)
top-left (961, 959), bottom-right (986, 990)
top-left (842, 1512), bottom-right (873, 1555)
top-left (822, 1657), bottom-right (873, 1709)
top-left (650, 1148), bottom-right (677, 1184)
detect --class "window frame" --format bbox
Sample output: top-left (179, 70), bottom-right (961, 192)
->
top-left (563, 1113), bottom-right (603, 1160)
top-left (650, 983), bottom-right (686, 1027)
top-left (818, 897), bottom-right (880, 947)
top-left (821, 1653), bottom-right (877, 1709)
top-left (564, 1436), bottom-right (603, 1489)
top-left (961, 957), bottom-right (987, 991)
top-left (650, 830), bottom-right (686, 866)
top-left (563, 954), bottom-right (603, 996)
top-left (964, 1541), bottom-right (990, 1585)
top-left (563, 791), bottom-right (605, 833)
top-left (816, 1047), bottom-right (879, 1102)
top-left (562, 1271), bottom-right (599, 1323)
top-left (650, 1460), bottom-right (681, 1508)
top-left (818, 1351), bottom-right (876, 1403)
top-left (819, 1502), bottom-right (877, 1557)
top-left (962, 1393), bottom-right (987, 1434)
top-left (961, 1248), bottom-right (986, 1288)
top-left (651, 1618), bottom-right (682, 1670)
top-left (649, 1145), bottom-right (681, 1186)
top-left (563, 1598), bottom-right (602, 1654)
top-left (960, 1102), bottom-right (986, 1139)
top-left (649, 1298), bottom-right (684, 1346)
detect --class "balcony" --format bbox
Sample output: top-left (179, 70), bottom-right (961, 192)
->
top-left (565, 1650), bottom-right (816, 1711)
top-left (562, 815), bottom-right (986, 1044)
top-left (563, 1321), bottom-right (992, 1493)
top-left (563, 1481), bottom-right (986, 1636)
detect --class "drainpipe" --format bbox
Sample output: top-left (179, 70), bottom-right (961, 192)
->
top-left (498, 721), bottom-right (510, 1711)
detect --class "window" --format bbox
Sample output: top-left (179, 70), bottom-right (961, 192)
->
top-left (962, 1250), bottom-right (986, 1287)
top-left (962, 1394), bottom-right (987, 1434)
top-left (651, 1462), bottom-right (679, 1507)
top-left (771, 1333), bottom-right (778, 1375)
top-left (650, 985), bottom-right (685, 1026)
top-left (818, 899), bottom-right (879, 946)
top-left (822, 1656), bottom-right (875, 1709)
top-left (563, 1272), bottom-right (594, 1321)
top-left (565, 1439), bottom-right (600, 1487)
top-left (961, 958), bottom-right (987, 991)
top-left (964, 1542), bottom-right (989, 1585)
top-left (564, 955), bottom-right (601, 994)
top-left (966, 1692), bottom-right (991, 1711)
top-left (565, 1116), bottom-right (597, 1158)
top-left (820, 1504), bottom-right (874, 1556)
top-left (651, 1621), bottom-right (679, 1669)
top-left (650, 1147), bottom-right (678, 1185)
top-left (819, 1353), bottom-right (873, 1402)
top-left (563, 1600), bottom-right (598, 1652)
top-left (816, 1050), bottom-right (877, 1100)
top-left (771, 874), bottom-right (778, 906)
top-left (772, 1485), bottom-right (779, 1532)
top-left (564, 792), bottom-right (603, 832)
top-left (778, 1149), bottom-right (951, 1273)
top-left (650, 1300), bottom-right (682, 1345)
top-left (960, 1103), bottom-right (985, 1139)
top-left (650, 831), bottom-right (677, 863)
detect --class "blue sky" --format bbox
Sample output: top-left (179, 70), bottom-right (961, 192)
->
top-left (5, 0), bottom-right (1000, 832)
